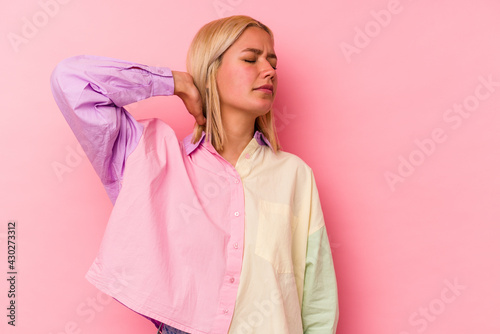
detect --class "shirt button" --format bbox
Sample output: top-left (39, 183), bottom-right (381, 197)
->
top-left (245, 153), bottom-right (251, 159)
top-left (233, 243), bottom-right (239, 249)
top-left (229, 277), bottom-right (235, 283)
top-left (234, 211), bottom-right (240, 217)
top-left (234, 179), bottom-right (240, 184)
top-left (223, 309), bottom-right (229, 314)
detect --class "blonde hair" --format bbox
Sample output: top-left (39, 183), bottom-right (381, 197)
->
top-left (186, 15), bottom-right (281, 152)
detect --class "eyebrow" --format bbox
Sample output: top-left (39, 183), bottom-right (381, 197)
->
top-left (240, 48), bottom-right (278, 61)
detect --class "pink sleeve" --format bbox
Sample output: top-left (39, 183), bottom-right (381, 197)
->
top-left (50, 55), bottom-right (175, 204)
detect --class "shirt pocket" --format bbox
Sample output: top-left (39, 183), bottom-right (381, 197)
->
top-left (254, 199), bottom-right (295, 274)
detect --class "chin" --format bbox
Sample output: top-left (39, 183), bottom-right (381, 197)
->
top-left (253, 100), bottom-right (274, 111)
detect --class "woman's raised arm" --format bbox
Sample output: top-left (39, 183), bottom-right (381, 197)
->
top-left (50, 55), bottom-right (180, 204)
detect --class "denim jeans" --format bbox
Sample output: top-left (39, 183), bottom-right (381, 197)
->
top-left (157, 323), bottom-right (190, 334)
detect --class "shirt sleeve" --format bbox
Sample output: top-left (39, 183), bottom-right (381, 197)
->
top-left (49, 55), bottom-right (175, 204)
top-left (301, 170), bottom-right (339, 333)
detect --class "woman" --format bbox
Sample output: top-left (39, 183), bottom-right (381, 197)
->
top-left (50, 15), bottom-right (338, 334)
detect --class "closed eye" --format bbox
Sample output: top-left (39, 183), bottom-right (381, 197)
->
top-left (244, 59), bottom-right (277, 70)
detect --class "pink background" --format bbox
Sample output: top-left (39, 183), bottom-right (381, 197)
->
top-left (1, 0), bottom-right (500, 333)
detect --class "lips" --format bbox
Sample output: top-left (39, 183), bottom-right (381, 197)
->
top-left (254, 84), bottom-right (274, 93)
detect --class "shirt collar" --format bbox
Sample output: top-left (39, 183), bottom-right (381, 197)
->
top-left (183, 130), bottom-right (274, 156)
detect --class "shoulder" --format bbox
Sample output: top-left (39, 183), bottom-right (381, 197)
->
top-left (276, 150), bottom-right (310, 166)
top-left (268, 148), bottom-right (314, 177)
top-left (132, 118), bottom-right (184, 156)
top-left (136, 118), bottom-right (178, 141)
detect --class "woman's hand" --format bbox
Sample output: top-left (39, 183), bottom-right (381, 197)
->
top-left (172, 71), bottom-right (206, 125)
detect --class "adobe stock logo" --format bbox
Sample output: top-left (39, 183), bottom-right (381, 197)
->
top-left (213, 0), bottom-right (244, 18)
top-left (339, 0), bottom-right (404, 64)
top-left (47, 267), bottom-right (134, 334)
top-left (233, 287), bottom-right (283, 333)
top-left (385, 74), bottom-right (499, 191)
top-left (51, 138), bottom-right (91, 183)
top-left (7, 0), bottom-right (74, 53)
top-left (398, 278), bottom-right (466, 334)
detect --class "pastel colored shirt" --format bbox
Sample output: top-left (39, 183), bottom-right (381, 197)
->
top-left (50, 55), bottom-right (339, 334)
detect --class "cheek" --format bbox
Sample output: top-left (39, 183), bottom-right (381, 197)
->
top-left (219, 67), bottom-right (251, 97)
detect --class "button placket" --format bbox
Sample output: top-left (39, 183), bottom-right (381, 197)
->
top-left (216, 163), bottom-right (244, 325)
top-left (209, 143), bottom-right (249, 332)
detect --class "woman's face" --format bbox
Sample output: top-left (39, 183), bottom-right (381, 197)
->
top-left (216, 26), bottom-right (278, 119)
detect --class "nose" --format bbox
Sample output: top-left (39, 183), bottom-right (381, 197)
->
top-left (261, 61), bottom-right (276, 79)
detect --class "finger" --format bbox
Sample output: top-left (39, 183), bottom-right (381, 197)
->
top-left (189, 100), bottom-right (205, 125)
top-left (195, 113), bottom-right (206, 125)
top-left (187, 104), bottom-right (205, 125)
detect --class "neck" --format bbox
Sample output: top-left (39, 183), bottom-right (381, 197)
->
top-left (216, 111), bottom-right (256, 166)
